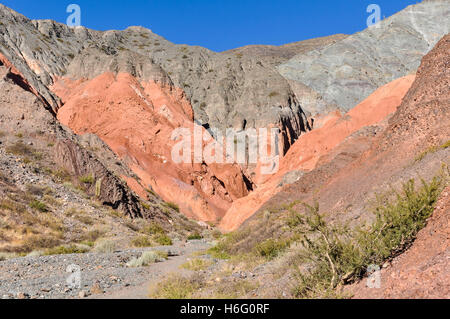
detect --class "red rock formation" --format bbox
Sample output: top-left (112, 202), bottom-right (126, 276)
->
top-left (52, 72), bottom-right (250, 222)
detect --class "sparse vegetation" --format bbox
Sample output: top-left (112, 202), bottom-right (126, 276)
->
top-left (149, 274), bottom-right (202, 299)
top-left (79, 174), bottom-right (95, 185)
top-left (0, 252), bottom-right (17, 261)
top-left (254, 238), bottom-right (290, 260)
top-left (127, 250), bottom-right (168, 267)
top-left (20, 234), bottom-right (62, 253)
top-left (43, 244), bottom-right (90, 256)
top-left (415, 140), bottom-right (450, 162)
top-left (181, 258), bottom-right (213, 271)
top-left (6, 141), bottom-right (35, 157)
top-left (131, 235), bottom-right (153, 247)
top-left (187, 233), bottom-right (203, 240)
top-left (80, 229), bottom-right (104, 243)
top-left (292, 176), bottom-right (443, 298)
top-left (212, 280), bottom-right (259, 299)
top-left (164, 202), bottom-right (180, 212)
top-left (154, 234), bottom-right (173, 246)
top-left (29, 200), bottom-right (48, 212)
top-left (141, 222), bottom-right (165, 235)
top-left (93, 239), bottom-right (117, 253)
top-left (50, 168), bottom-right (71, 183)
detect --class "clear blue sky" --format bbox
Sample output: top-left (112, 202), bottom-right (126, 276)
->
top-left (1, 0), bottom-right (421, 52)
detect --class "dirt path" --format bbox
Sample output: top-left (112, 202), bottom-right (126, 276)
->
top-left (91, 241), bottom-right (211, 299)
top-left (0, 240), bottom-right (210, 299)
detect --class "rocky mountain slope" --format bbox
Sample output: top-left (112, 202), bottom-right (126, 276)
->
top-left (278, 0), bottom-right (450, 115)
top-left (251, 33), bottom-right (450, 235)
top-left (188, 34), bottom-right (448, 300)
top-left (219, 73), bottom-right (417, 231)
top-left (1, 1), bottom-right (448, 225)
top-left (0, 3), bottom-right (319, 143)
top-left (0, 36), bottom-right (200, 255)
top-left (0, 1), bottom-right (449, 300)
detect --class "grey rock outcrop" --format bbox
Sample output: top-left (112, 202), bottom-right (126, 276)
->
top-left (278, 0), bottom-right (450, 114)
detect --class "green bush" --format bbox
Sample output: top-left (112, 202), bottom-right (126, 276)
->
top-left (44, 244), bottom-right (90, 256)
top-left (164, 202), bottom-right (180, 212)
top-left (254, 238), bottom-right (290, 260)
top-left (142, 222), bottom-right (165, 235)
top-left (187, 233), bottom-right (203, 240)
top-left (154, 234), bottom-right (173, 246)
top-left (79, 174), bottom-right (95, 184)
top-left (131, 236), bottom-right (153, 247)
top-left (29, 200), bottom-right (48, 212)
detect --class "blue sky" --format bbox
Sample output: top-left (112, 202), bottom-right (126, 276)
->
top-left (1, 0), bottom-right (421, 51)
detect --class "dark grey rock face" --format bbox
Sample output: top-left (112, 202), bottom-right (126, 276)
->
top-left (278, 0), bottom-right (450, 114)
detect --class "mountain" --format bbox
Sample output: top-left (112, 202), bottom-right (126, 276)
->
top-left (0, 1), bottom-right (448, 299)
top-left (278, 0), bottom-right (450, 115)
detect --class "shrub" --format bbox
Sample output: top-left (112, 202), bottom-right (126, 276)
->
top-left (254, 238), bottom-right (290, 260)
top-left (180, 258), bottom-right (213, 271)
top-left (211, 229), bottom-right (223, 240)
top-left (125, 221), bottom-right (141, 232)
top-left (21, 235), bottom-right (61, 252)
top-left (154, 234), bottom-right (173, 246)
top-left (207, 245), bottom-right (230, 260)
top-left (79, 174), bottom-right (95, 184)
top-left (132, 235), bottom-right (153, 247)
top-left (142, 222), bottom-right (165, 235)
top-left (140, 201), bottom-right (151, 210)
top-left (149, 274), bottom-right (202, 299)
top-left (75, 214), bottom-right (94, 225)
top-left (51, 169), bottom-right (71, 183)
top-left (29, 200), bottom-right (48, 212)
top-left (44, 244), bottom-right (90, 256)
top-left (93, 240), bottom-right (117, 253)
top-left (187, 233), bottom-right (203, 240)
top-left (127, 250), bottom-right (167, 267)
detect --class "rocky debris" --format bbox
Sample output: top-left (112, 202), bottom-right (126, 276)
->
top-left (278, 0), bottom-right (450, 114)
top-left (0, 242), bottom-right (209, 299)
